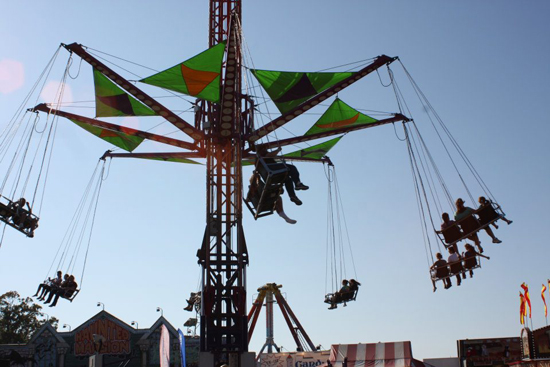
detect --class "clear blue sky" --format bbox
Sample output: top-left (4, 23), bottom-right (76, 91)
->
top-left (1, 0), bottom-right (549, 360)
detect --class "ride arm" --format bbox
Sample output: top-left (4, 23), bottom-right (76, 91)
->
top-left (101, 151), bottom-right (205, 160)
top-left (31, 104), bottom-right (202, 153)
top-left (247, 55), bottom-right (398, 143)
top-left (62, 42), bottom-right (204, 141)
top-left (247, 289), bottom-right (266, 343)
top-left (257, 113), bottom-right (409, 151)
top-left (273, 290), bottom-right (316, 352)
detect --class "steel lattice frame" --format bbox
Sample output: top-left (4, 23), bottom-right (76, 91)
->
top-left (198, 0), bottom-right (249, 360)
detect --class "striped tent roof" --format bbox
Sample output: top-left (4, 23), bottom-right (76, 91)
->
top-left (329, 342), bottom-right (426, 367)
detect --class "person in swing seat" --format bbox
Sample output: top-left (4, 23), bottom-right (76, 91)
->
top-left (447, 247), bottom-right (463, 286)
top-left (477, 196), bottom-right (512, 228)
top-left (255, 145), bottom-right (308, 206)
top-left (328, 279), bottom-right (350, 310)
top-left (45, 274), bottom-right (78, 307)
top-left (431, 252), bottom-right (451, 291)
top-left (439, 212), bottom-right (480, 253)
top-left (247, 171), bottom-right (297, 224)
top-left (39, 274), bottom-right (69, 301)
top-left (349, 279), bottom-right (361, 292)
top-left (455, 198), bottom-right (501, 245)
top-left (462, 243), bottom-right (490, 278)
top-left (9, 198), bottom-right (29, 227)
top-left (33, 271), bottom-right (62, 298)
top-left (432, 252), bottom-right (452, 290)
top-left (184, 291), bottom-right (201, 312)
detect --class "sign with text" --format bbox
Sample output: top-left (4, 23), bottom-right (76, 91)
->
top-left (75, 319), bottom-right (131, 356)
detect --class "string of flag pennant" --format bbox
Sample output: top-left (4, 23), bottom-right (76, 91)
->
top-left (519, 280), bottom-right (549, 325)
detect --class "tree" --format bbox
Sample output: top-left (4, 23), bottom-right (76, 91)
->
top-left (0, 291), bottom-right (59, 344)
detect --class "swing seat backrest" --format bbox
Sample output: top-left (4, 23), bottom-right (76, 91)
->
top-left (463, 256), bottom-right (477, 269)
top-left (341, 290), bottom-right (357, 302)
top-left (245, 157), bottom-right (289, 219)
top-left (449, 260), bottom-right (463, 274)
top-left (61, 288), bottom-right (79, 302)
top-left (0, 201), bottom-right (11, 218)
top-left (441, 224), bottom-right (463, 244)
top-left (435, 264), bottom-right (450, 278)
top-left (256, 158), bottom-right (288, 185)
top-left (248, 180), bottom-right (279, 214)
top-left (457, 215), bottom-right (480, 235)
top-left (476, 204), bottom-right (500, 226)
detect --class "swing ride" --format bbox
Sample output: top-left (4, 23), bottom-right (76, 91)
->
top-left (0, 0), bottom-right (514, 365)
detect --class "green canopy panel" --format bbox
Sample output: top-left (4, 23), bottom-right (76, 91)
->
top-left (70, 119), bottom-right (144, 152)
top-left (93, 69), bottom-right (156, 117)
top-left (305, 98), bottom-right (378, 136)
top-left (251, 69), bottom-right (354, 114)
top-left (139, 41), bottom-right (226, 103)
top-left (283, 136), bottom-right (343, 160)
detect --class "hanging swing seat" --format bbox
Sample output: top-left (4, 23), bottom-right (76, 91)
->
top-left (244, 157), bottom-right (289, 219)
top-left (324, 280), bottom-right (361, 308)
top-left (0, 196), bottom-right (39, 238)
top-left (324, 289), bottom-right (358, 307)
top-left (60, 288), bottom-right (80, 302)
top-left (430, 255), bottom-right (482, 284)
top-left (437, 203), bottom-right (507, 249)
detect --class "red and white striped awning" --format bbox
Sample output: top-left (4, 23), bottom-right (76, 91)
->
top-left (329, 342), bottom-right (426, 367)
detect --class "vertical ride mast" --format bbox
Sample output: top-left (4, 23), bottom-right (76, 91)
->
top-left (197, 1), bottom-right (252, 365)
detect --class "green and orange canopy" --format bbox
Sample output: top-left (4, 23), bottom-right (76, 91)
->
top-left (140, 41), bottom-right (226, 103)
top-left (251, 69), bottom-right (354, 114)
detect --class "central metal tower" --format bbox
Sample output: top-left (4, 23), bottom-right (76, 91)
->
top-left (196, 1), bottom-right (253, 365)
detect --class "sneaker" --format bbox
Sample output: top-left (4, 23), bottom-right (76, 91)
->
top-left (508, 220), bottom-right (513, 225)
top-left (446, 284), bottom-right (452, 289)
top-left (478, 246), bottom-right (484, 253)
top-left (493, 238), bottom-right (502, 244)
top-left (295, 182), bottom-right (309, 191)
top-left (290, 196), bottom-right (302, 206)
top-left (328, 305), bottom-right (337, 310)
top-left (494, 224), bottom-right (499, 229)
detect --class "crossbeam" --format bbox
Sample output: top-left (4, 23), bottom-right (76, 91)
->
top-left (247, 55), bottom-right (398, 143)
top-left (31, 104), bottom-right (200, 152)
top-left (102, 152), bottom-right (205, 160)
top-left (62, 42), bottom-right (205, 141)
top-left (257, 114), bottom-right (410, 150)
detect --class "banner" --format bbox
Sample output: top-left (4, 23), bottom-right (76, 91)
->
top-left (178, 329), bottom-right (186, 367)
top-left (160, 325), bottom-right (170, 367)
top-left (542, 284), bottom-right (548, 318)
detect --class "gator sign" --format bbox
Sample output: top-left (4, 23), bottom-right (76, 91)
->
top-left (75, 319), bottom-right (131, 356)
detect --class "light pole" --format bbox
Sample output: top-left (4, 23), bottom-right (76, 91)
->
top-left (156, 307), bottom-right (163, 317)
top-left (97, 302), bottom-right (105, 310)
top-left (131, 321), bottom-right (139, 329)
top-left (63, 324), bottom-right (72, 331)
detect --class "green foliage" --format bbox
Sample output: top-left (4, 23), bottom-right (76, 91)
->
top-left (0, 291), bottom-right (59, 344)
